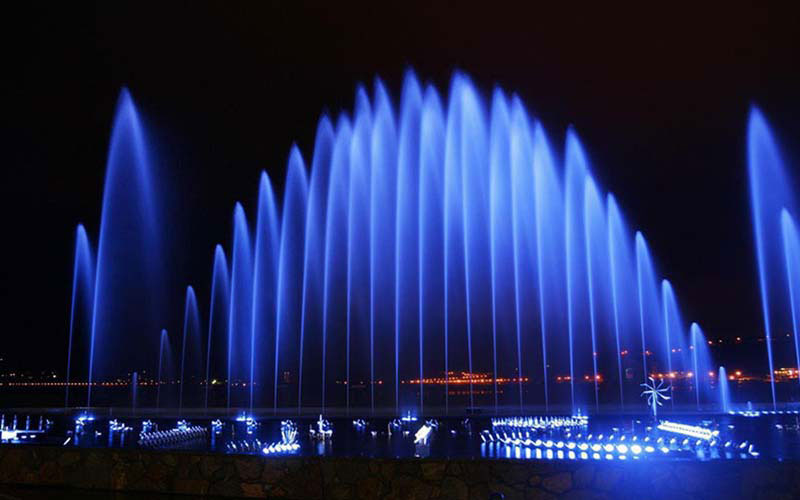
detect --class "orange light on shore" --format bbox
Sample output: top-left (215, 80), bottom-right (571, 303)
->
top-left (406, 372), bottom-right (529, 386)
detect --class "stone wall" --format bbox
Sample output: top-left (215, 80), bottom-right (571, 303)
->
top-left (0, 446), bottom-right (797, 499)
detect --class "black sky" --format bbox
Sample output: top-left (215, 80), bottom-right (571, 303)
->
top-left (3, 2), bottom-right (800, 371)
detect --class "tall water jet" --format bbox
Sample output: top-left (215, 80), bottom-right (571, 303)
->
top-left (156, 329), bottom-right (170, 409)
top-left (395, 72), bottom-right (423, 413)
top-left (65, 224), bottom-right (94, 407)
top-left (178, 286), bottom-right (202, 413)
top-left (418, 84), bottom-right (446, 413)
top-left (532, 124), bottom-right (568, 412)
top-left (205, 245), bottom-right (230, 410)
top-left (321, 117), bottom-right (352, 412)
top-left (489, 88), bottom-right (514, 411)
top-left (635, 233), bottom-right (666, 383)
top-left (607, 196), bottom-right (629, 408)
top-left (131, 371), bottom-right (138, 413)
top-left (719, 366), bottom-right (732, 413)
top-left (662, 280), bottom-right (687, 406)
top-left (298, 117), bottom-right (334, 411)
top-left (583, 178), bottom-right (606, 410)
top-left (274, 147), bottom-right (308, 411)
top-left (369, 81), bottom-right (397, 413)
top-left (509, 96), bottom-right (538, 410)
top-left (747, 107), bottom-right (796, 409)
top-left (345, 88), bottom-right (373, 414)
top-left (251, 173), bottom-right (280, 411)
top-left (781, 209), bottom-right (800, 382)
top-left (564, 129), bottom-right (591, 412)
top-left (443, 75), bottom-right (466, 412)
top-left (689, 323), bottom-right (714, 410)
top-left (227, 204), bottom-right (253, 409)
top-left (457, 76), bottom-right (492, 409)
top-left (88, 89), bottom-right (162, 407)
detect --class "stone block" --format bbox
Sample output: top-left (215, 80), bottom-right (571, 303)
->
top-left (542, 472), bottom-right (572, 493)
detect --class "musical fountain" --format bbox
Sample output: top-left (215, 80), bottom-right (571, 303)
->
top-left (5, 73), bottom-right (800, 475)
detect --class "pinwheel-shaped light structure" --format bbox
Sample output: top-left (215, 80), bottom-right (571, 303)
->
top-left (641, 376), bottom-right (671, 418)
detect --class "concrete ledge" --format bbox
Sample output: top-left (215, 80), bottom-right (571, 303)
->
top-left (0, 446), bottom-right (798, 499)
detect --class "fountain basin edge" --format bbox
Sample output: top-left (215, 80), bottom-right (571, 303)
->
top-left (0, 445), bottom-right (797, 499)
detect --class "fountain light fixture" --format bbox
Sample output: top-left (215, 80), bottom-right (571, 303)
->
top-left (481, 426), bottom-right (758, 461)
top-left (656, 421), bottom-right (719, 441)
top-left (262, 420), bottom-right (300, 455)
top-left (74, 414), bottom-right (95, 433)
top-left (414, 424), bottom-right (433, 444)
top-left (401, 411), bottom-right (418, 422)
top-left (262, 441), bottom-right (300, 455)
top-left (108, 419), bottom-right (131, 433)
top-left (1, 429), bottom-right (19, 442)
top-left (234, 413), bottom-right (259, 434)
top-left (730, 409), bottom-right (799, 417)
top-left (235, 413), bottom-right (257, 424)
top-left (309, 414), bottom-right (333, 440)
top-left (141, 420), bottom-right (155, 433)
top-left (139, 423), bottom-right (207, 448)
top-left (483, 435), bottom-right (660, 460)
top-left (491, 415), bottom-right (589, 430)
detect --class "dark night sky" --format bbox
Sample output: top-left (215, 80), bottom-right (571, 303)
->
top-left (3, 2), bottom-right (800, 371)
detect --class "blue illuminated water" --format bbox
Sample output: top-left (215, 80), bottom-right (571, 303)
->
top-left (227, 203), bottom-right (253, 409)
top-left (64, 73), bottom-right (800, 415)
top-left (782, 210), bottom-right (800, 384)
top-left (747, 108), bottom-right (799, 409)
top-left (156, 329), bottom-right (171, 409)
top-left (689, 323), bottom-right (716, 410)
top-left (131, 371), bottom-right (138, 412)
top-left (719, 366), bottom-right (732, 413)
top-left (87, 89), bottom-right (163, 407)
top-left (178, 286), bottom-right (201, 412)
top-left (205, 245), bottom-right (230, 409)
top-left (251, 173), bottom-right (280, 412)
top-left (65, 224), bottom-right (94, 407)
top-left (12, 413), bottom-right (800, 462)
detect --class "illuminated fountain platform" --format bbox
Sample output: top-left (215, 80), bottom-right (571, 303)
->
top-left (3, 410), bottom-right (799, 461)
top-left (7, 67), bottom-right (796, 496)
top-left (2, 411), bottom-right (800, 499)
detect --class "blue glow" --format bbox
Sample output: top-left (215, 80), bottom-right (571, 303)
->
top-left (65, 225), bottom-right (94, 407)
top-left (657, 421), bottom-right (719, 441)
top-left (205, 245), bottom-right (230, 410)
top-left (178, 286), bottom-right (201, 412)
top-left (748, 108), bottom-right (794, 409)
top-left (139, 422), bottom-right (206, 448)
top-left (401, 411), bottom-right (418, 422)
top-left (310, 414), bottom-right (333, 440)
top-left (70, 72), bottom-right (748, 413)
top-left (87, 89), bottom-right (161, 407)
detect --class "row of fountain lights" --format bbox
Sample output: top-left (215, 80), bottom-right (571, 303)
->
top-left (229, 412), bottom-right (439, 455)
top-left (730, 410), bottom-right (800, 417)
top-left (482, 417), bottom-right (759, 460)
top-left (6, 383), bottom-right (764, 461)
top-left (61, 411), bottom-right (440, 455)
top-left (62, 411), bottom-right (760, 461)
top-left (0, 414), bottom-right (51, 442)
